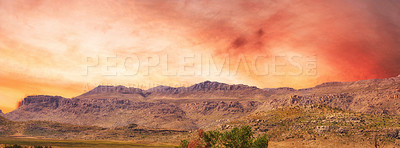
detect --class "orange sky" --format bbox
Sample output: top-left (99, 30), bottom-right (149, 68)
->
top-left (1, 0), bottom-right (400, 113)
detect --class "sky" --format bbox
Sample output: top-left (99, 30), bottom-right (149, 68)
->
top-left (0, 0), bottom-right (400, 113)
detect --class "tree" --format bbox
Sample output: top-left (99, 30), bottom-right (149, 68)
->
top-left (178, 126), bottom-right (268, 148)
top-left (179, 139), bottom-right (189, 148)
top-left (221, 126), bottom-right (253, 148)
top-left (203, 131), bottom-right (222, 147)
top-left (253, 134), bottom-right (268, 148)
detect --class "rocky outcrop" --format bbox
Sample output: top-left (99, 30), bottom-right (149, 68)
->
top-left (79, 85), bottom-right (148, 97)
top-left (289, 94), bottom-right (354, 109)
top-left (144, 81), bottom-right (264, 100)
top-left (187, 81), bottom-right (258, 91)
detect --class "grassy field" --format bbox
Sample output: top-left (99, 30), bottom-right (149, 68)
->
top-left (0, 137), bottom-right (175, 148)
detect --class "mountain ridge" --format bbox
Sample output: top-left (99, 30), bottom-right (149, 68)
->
top-left (4, 75), bottom-right (400, 130)
top-left (79, 75), bottom-right (400, 97)
top-left (81, 80), bottom-right (262, 95)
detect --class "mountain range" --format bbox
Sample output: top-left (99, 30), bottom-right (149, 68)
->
top-left (3, 75), bottom-right (400, 130)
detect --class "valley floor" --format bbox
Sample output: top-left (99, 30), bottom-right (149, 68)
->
top-left (0, 137), bottom-right (174, 148)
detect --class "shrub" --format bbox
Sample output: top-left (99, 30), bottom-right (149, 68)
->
top-left (178, 126), bottom-right (268, 148)
top-left (179, 139), bottom-right (189, 148)
top-left (203, 131), bottom-right (222, 147)
top-left (222, 126), bottom-right (254, 148)
top-left (253, 134), bottom-right (269, 148)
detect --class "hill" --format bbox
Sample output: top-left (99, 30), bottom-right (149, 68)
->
top-left (187, 104), bottom-right (400, 147)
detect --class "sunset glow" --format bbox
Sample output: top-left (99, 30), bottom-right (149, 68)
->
top-left (1, 0), bottom-right (400, 112)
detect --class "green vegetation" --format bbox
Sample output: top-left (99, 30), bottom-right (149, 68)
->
top-left (178, 126), bottom-right (268, 148)
top-left (179, 140), bottom-right (189, 148)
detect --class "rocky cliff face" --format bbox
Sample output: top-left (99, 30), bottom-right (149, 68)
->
top-left (143, 81), bottom-right (265, 100)
top-left (4, 76), bottom-right (400, 130)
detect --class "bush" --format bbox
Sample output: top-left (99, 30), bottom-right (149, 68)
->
top-left (203, 131), bottom-right (222, 147)
top-left (179, 139), bottom-right (189, 148)
top-left (253, 134), bottom-right (268, 148)
top-left (179, 126), bottom-right (268, 148)
top-left (222, 126), bottom-right (253, 148)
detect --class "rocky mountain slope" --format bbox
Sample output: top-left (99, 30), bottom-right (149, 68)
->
top-left (4, 76), bottom-right (400, 130)
top-left (204, 104), bottom-right (400, 147)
